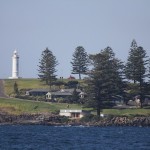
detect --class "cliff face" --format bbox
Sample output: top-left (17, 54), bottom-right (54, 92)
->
top-left (0, 112), bottom-right (150, 127)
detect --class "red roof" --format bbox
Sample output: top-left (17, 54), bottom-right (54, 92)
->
top-left (68, 75), bottom-right (75, 79)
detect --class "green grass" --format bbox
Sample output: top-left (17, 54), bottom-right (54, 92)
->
top-left (0, 98), bottom-right (150, 116)
top-left (0, 98), bottom-right (83, 115)
top-left (4, 78), bottom-right (83, 96)
top-left (4, 78), bottom-right (49, 95)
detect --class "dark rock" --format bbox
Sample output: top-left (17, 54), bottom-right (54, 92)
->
top-left (0, 112), bottom-right (150, 127)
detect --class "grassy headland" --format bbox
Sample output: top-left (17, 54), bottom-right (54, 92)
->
top-left (2, 78), bottom-right (150, 117)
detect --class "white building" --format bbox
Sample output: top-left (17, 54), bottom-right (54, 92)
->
top-left (9, 50), bottom-right (21, 79)
top-left (59, 109), bottom-right (89, 119)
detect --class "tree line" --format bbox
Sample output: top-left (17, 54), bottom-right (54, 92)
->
top-left (38, 39), bottom-right (150, 115)
top-left (38, 46), bottom-right (89, 83)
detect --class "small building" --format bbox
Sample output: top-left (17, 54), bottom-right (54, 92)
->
top-left (26, 89), bottom-right (49, 96)
top-left (59, 109), bottom-right (88, 119)
top-left (26, 88), bottom-right (85, 100)
top-left (46, 92), bottom-right (52, 99)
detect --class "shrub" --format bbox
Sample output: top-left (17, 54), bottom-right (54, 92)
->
top-left (65, 81), bottom-right (79, 88)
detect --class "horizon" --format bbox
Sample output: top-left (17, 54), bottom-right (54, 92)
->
top-left (0, 0), bottom-right (150, 79)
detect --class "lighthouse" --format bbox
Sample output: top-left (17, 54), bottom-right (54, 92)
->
top-left (9, 50), bottom-right (20, 79)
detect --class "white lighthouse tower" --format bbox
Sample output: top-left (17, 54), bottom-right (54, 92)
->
top-left (9, 50), bottom-right (20, 79)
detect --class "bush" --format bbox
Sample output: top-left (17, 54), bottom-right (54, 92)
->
top-left (19, 89), bottom-right (32, 95)
top-left (65, 81), bottom-right (79, 88)
top-left (15, 95), bottom-right (46, 101)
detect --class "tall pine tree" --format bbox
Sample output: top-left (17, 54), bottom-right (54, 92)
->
top-left (85, 47), bottom-right (124, 116)
top-left (71, 46), bottom-right (89, 79)
top-left (125, 39), bottom-right (148, 83)
top-left (125, 40), bottom-right (149, 107)
top-left (38, 48), bottom-right (58, 89)
top-left (125, 39), bottom-right (138, 83)
top-left (148, 59), bottom-right (150, 83)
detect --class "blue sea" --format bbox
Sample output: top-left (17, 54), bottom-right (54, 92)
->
top-left (0, 125), bottom-right (150, 150)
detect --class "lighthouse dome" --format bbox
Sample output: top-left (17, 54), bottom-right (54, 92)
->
top-left (14, 50), bottom-right (17, 54)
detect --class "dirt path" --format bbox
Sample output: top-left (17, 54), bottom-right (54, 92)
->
top-left (0, 79), bottom-right (8, 98)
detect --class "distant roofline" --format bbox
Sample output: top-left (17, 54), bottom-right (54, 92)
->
top-left (60, 109), bottom-right (82, 113)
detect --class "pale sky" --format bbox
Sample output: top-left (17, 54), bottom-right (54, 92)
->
top-left (0, 0), bottom-right (150, 79)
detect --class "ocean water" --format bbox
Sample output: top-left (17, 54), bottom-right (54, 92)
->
top-left (0, 125), bottom-right (150, 150)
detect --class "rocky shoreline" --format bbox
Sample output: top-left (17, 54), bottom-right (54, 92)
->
top-left (86, 116), bottom-right (150, 127)
top-left (0, 113), bottom-right (150, 127)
